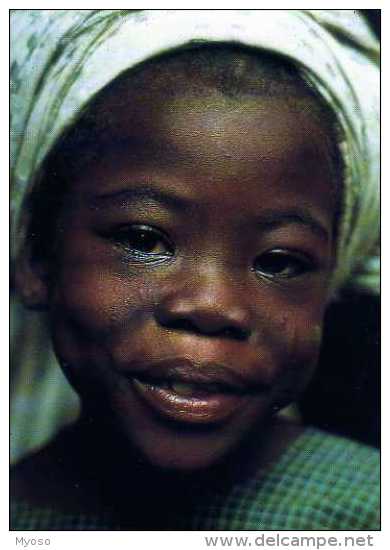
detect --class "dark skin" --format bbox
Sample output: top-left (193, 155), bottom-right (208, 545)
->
top-left (19, 86), bottom-right (337, 478)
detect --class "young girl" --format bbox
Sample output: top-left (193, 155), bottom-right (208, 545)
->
top-left (10, 10), bottom-right (380, 530)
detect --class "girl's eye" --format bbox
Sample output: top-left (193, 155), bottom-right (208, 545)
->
top-left (253, 249), bottom-right (314, 279)
top-left (113, 224), bottom-right (174, 259)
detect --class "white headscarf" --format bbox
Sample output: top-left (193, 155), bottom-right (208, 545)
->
top-left (11, 9), bottom-right (379, 294)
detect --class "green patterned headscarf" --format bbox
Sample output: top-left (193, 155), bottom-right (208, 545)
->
top-left (11, 10), bottom-right (379, 295)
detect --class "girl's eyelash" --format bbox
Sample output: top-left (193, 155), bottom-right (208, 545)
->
top-left (110, 224), bottom-right (174, 262)
top-left (253, 249), bottom-right (316, 279)
top-left (105, 226), bottom-right (316, 278)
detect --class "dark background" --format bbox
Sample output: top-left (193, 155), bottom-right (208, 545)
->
top-left (300, 291), bottom-right (380, 447)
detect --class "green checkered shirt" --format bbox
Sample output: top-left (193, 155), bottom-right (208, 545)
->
top-left (11, 427), bottom-right (379, 530)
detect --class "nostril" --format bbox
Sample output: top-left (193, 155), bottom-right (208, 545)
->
top-left (160, 316), bottom-right (249, 341)
top-left (155, 290), bottom-right (252, 341)
top-left (165, 318), bottom-right (198, 333)
top-left (220, 326), bottom-right (249, 341)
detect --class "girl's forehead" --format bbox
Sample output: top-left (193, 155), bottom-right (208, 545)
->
top-left (67, 90), bottom-right (337, 227)
top-left (81, 89), bottom-right (337, 188)
top-left (87, 49), bottom-right (336, 150)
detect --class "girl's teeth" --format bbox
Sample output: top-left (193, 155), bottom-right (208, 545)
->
top-left (169, 382), bottom-right (224, 396)
top-left (135, 377), bottom-right (226, 396)
top-left (170, 382), bottom-right (197, 396)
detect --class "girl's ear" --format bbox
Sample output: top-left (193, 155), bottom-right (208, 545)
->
top-left (14, 244), bottom-right (50, 310)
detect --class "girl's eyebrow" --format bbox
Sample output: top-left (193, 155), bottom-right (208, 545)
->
top-left (90, 184), bottom-right (192, 212)
top-left (90, 185), bottom-right (329, 241)
top-left (256, 208), bottom-right (330, 242)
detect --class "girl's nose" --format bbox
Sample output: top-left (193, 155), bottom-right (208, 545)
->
top-left (155, 269), bottom-right (252, 341)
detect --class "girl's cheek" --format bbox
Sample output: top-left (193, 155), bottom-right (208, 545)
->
top-left (272, 317), bottom-right (323, 408)
top-left (51, 258), bottom-right (157, 333)
top-left (48, 264), bottom-right (156, 381)
top-left (269, 306), bottom-right (323, 356)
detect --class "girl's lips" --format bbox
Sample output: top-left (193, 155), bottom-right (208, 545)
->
top-left (132, 377), bottom-right (250, 425)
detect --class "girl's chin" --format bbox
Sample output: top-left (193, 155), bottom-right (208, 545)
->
top-left (114, 406), bottom-right (273, 473)
top-left (121, 419), bottom-right (245, 471)
top-left (81, 381), bottom-right (273, 471)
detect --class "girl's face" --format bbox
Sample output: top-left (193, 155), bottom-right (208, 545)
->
top-left (43, 84), bottom-right (337, 470)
